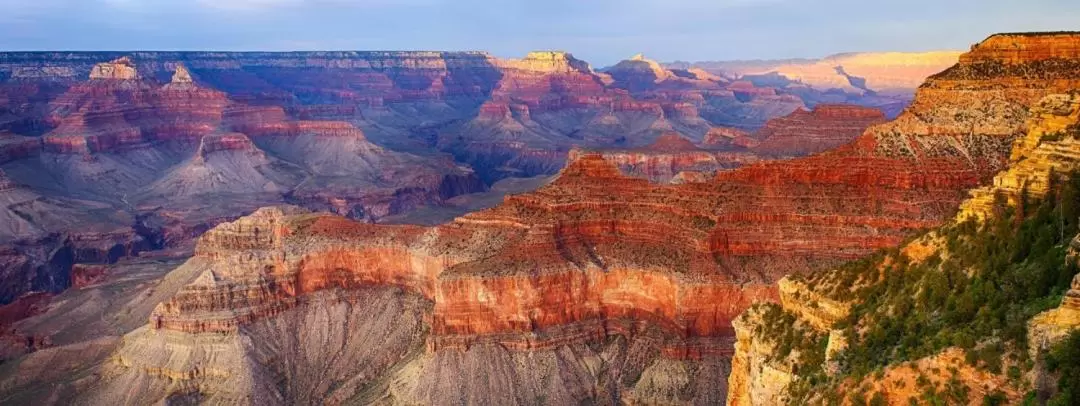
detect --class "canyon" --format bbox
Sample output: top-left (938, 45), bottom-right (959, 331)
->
top-left (2, 31), bottom-right (1079, 405)
top-left (0, 48), bottom-right (938, 308)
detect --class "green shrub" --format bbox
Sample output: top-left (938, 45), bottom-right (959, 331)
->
top-left (784, 171), bottom-right (1080, 403)
top-left (1046, 330), bottom-right (1080, 406)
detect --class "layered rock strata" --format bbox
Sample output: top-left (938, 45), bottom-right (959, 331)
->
top-left (573, 133), bottom-right (753, 183)
top-left (721, 33), bottom-right (1080, 405)
top-left (958, 93), bottom-right (1080, 220)
top-left (753, 104), bottom-right (886, 156)
top-left (727, 90), bottom-right (1080, 404)
top-left (0, 59), bottom-right (489, 304)
top-left (153, 33), bottom-right (1080, 350)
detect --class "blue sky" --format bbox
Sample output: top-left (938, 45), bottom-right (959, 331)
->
top-left (1, 0), bottom-right (1077, 66)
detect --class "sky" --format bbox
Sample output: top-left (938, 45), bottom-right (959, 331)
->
top-left (1, 0), bottom-right (1078, 66)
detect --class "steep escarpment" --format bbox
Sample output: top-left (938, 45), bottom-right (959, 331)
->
top-left (752, 104), bottom-right (886, 156)
top-left (958, 93), bottom-right (1080, 221)
top-left (727, 89), bottom-right (1080, 405)
top-left (71, 198), bottom-right (764, 404)
top-left (869, 33), bottom-right (1080, 171)
top-left (572, 132), bottom-right (756, 183)
top-left (576, 103), bottom-right (887, 183)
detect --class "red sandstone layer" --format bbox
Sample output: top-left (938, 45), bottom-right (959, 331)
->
top-left (753, 104), bottom-right (887, 156)
top-left (147, 33), bottom-right (1080, 353)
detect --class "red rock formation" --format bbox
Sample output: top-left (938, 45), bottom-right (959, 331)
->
top-left (573, 133), bottom-right (754, 183)
top-left (88, 57), bottom-right (138, 81)
top-left (71, 264), bottom-right (108, 289)
top-left (868, 33), bottom-right (1080, 172)
top-left (143, 33), bottom-right (1080, 357)
top-left (960, 32), bottom-right (1080, 64)
top-left (0, 292), bottom-right (51, 328)
top-left (150, 202), bottom-right (779, 356)
top-left (0, 134), bottom-right (42, 164)
top-left (605, 54), bottom-right (723, 94)
top-left (45, 62), bottom-right (228, 154)
top-left (703, 127), bottom-right (759, 149)
top-left (753, 104), bottom-right (886, 156)
top-left (144, 131), bottom-right (977, 345)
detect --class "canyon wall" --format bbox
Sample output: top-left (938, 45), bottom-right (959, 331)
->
top-left (753, 104), bottom-right (886, 156)
top-left (0, 46), bottom-right (953, 310)
top-left (726, 33), bottom-right (1080, 404)
top-left (135, 29), bottom-right (1080, 354)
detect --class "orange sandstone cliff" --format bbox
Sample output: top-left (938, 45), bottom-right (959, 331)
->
top-left (727, 32), bottom-right (1080, 406)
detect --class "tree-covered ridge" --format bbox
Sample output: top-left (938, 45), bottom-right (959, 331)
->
top-left (771, 170), bottom-right (1080, 404)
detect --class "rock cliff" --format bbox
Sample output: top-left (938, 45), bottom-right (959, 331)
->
top-left (725, 33), bottom-right (1080, 405)
top-left (88, 57), bottom-right (138, 81)
top-left (752, 104), bottom-right (886, 156)
top-left (1028, 234), bottom-right (1080, 357)
top-left (571, 132), bottom-right (754, 183)
top-left (725, 96), bottom-right (1080, 405)
top-left (958, 92), bottom-right (1080, 220)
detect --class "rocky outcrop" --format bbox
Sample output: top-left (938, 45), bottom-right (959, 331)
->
top-left (147, 203), bottom-right (778, 345)
top-left (88, 57), bottom-right (138, 81)
top-left (64, 197), bottom-right (774, 403)
top-left (169, 63), bottom-right (193, 85)
top-left (727, 306), bottom-right (795, 406)
top-left (868, 34), bottom-right (1080, 170)
top-left (703, 126), bottom-right (758, 149)
top-left (960, 32), bottom-right (1080, 64)
top-left (958, 93), bottom-right (1080, 220)
top-left (777, 277), bottom-right (850, 331)
top-left (1029, 273), bottom-right (1080, 358)
top-left (605, 54), bottom-right (677, 92)
top-left (1028, 234), bottom-right (1080, 357)
top-left (496, 51), bottom-right (594, 74)
top-left (573, 132), bottom-right (754, 183)
top-left (44, 60), bottom-right (229, 156)
top-left (753, 104), bottom-right (886, 156)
